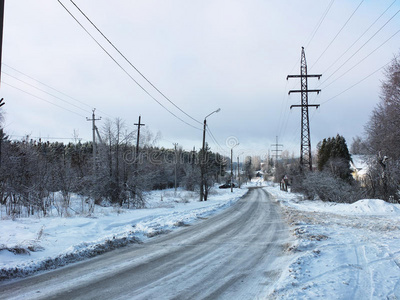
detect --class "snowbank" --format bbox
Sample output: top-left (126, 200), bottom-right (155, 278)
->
top-left (266, 184), bottom-right (400, 299)
top-left (0, 185), bottom-right (249, 280)
top-left (349, 199), bottom-right (400, 215)
top-left (271, 185), bottom-right (400, 216)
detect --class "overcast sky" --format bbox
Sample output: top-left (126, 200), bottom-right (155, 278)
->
top-left (1, 0), bottom-right (399, 160)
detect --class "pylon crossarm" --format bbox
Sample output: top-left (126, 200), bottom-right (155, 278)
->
top-left (287, 74), bottom-right (322, 80)
top-left (288, 89), bottom-right (321, 95)
top-left (290, 104), bottom-right (320, 109)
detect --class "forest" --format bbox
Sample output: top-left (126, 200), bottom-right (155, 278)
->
top-left (0, 118), bottom-right (231, 218)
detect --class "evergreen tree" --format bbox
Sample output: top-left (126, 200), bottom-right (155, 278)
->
top-left (317, 134), bottom-right (352, 181)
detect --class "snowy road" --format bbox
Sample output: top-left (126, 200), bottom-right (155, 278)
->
top-left (0, 187), bottom-right (291, 299)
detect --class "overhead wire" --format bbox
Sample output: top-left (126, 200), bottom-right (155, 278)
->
top-left (320, 58), bottom-right (394, 105)
top-left (304, 0), bottom-right (336, 49)
top-left (311, 0), bottom-right (365, 70)
top-left (275, 80), bottom-right (288, 137)
top-left (321, 28), bottom-right (400, 90)
top-left (278, 0), bottom-right (335, 143)
top-left (278, 1), bottom-right (396, 156)
top-left (2, 65), bottom-right (152, 137)
top-left (69, 0), bottom-right (202, 126)
top-left (285, 0), bottom-right (334, 91)
top-left (3, 63), bottom-right (115, 119)
top-left (2, 81), bottom-right (87, 118)
top-left (321, 0), bottom-right (398, 76)
top-left (321, 7), bottom-right (400, 86)
top-left (3, 71), bottom-right (91, 114)
top-left (206, 124), bottom-right (229, 155)
top-left (57, 0), bottom-right (202, 131)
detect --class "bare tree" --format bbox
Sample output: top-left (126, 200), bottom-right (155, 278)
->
top-left (364, 52), bottom-right (400, 201)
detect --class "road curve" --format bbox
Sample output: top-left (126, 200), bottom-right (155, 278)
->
top-left (0, 187), bottom-right (291, 300)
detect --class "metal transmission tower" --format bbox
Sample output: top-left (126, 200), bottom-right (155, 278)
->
top-left (287, 47), bottom-right (321, 171)
top-left (271, 136), bottom-right (283, 167)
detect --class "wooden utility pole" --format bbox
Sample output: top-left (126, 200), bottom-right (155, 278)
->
top-left (0, 99), bottom-right (4, 170)
top-left (271, 136), bottom-right (283, 167)
top-left (287, 47), bottom-right (321, 171)
top-left (0, 0), bottom-right (5, 85)
top-left (173, 143), bottom-right (178, 196)
top-left (200, 108), bottom-right (220, 201)
top-left (237, 156), bottom-right (240, 188)
top-left (230, 143), bottom-right (239, 192)
top-left (86, 109), bottom-right (101, 172)
top-left (0, 128), bottom-right (3, 170)
top-left (134, 115), bottom-right (145, 161)
top-left (133, 116), bottom-right (145, 199)
top-left (191, 146), bottom-right (196, 168)
top-left (230, 148), bottom-right (234, 192)
top-left (200, 119), bottom-right (207, 201)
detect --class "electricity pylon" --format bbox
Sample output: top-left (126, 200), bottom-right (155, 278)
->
top-left (287, 47), bottom-right (321, 171)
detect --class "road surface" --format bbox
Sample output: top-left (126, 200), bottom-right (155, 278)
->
top-left (0, 187), bottom-right (291, 299)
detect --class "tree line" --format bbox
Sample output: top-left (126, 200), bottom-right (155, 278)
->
top-left (0, 118), bottom-right (227, 218)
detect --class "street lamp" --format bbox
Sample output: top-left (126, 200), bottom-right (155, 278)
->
top-left (231, 143), bottom-right (239, 193)
top-left (200, 108), bottom-right (221, 201)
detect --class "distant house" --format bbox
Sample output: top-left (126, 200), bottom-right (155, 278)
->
top-left (350, 155), bottom-right (371, 186)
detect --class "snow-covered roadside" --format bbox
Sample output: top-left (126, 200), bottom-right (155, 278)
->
top-left (266, 184), bottom-right (400, 299)
top-left (0, 185), bottom-right (251, 280)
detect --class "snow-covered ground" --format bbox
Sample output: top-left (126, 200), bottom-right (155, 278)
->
top-left (3, 178), bottom-right (399, 299)
top-left (0, 184), bottom-right (253, 280)
top-left (266, 184), bottom-right (400, 299)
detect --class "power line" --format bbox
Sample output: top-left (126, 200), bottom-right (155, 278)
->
top-left (2, 80), bottom-right (87, 118)
top-left (287, 1), bottom-right (335, 85)
top-left (321, 0), bottom-right (398, 76)
top-left (320, 58), bottom-right (394, 105)
top-left (2, 63), bottom-right (115, 119)
top-left (3, 64), bottom-right (92, 109)
top-left (321, 28), bottom-right (400, 90)
top-left (304, 0), bottom-right (336, 49)
top-left (57, 0), bottom-right (202, 131)
top-left (280, 1), bottom-right (335, 139)
top-left (206, 124), bottom-right (229, 155)
top-left (321, 7), bottom-right (400, 85)
top-left (311, 0), bottom-right (364, 70)
top-left (278, 1), bottom-right (334, 141)
top-left (276, 81), bottom-right (290, 138)
top-left (69, 0), bottom-right (202, 127)
top-left (3, 71), bottom-right (91, 114)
